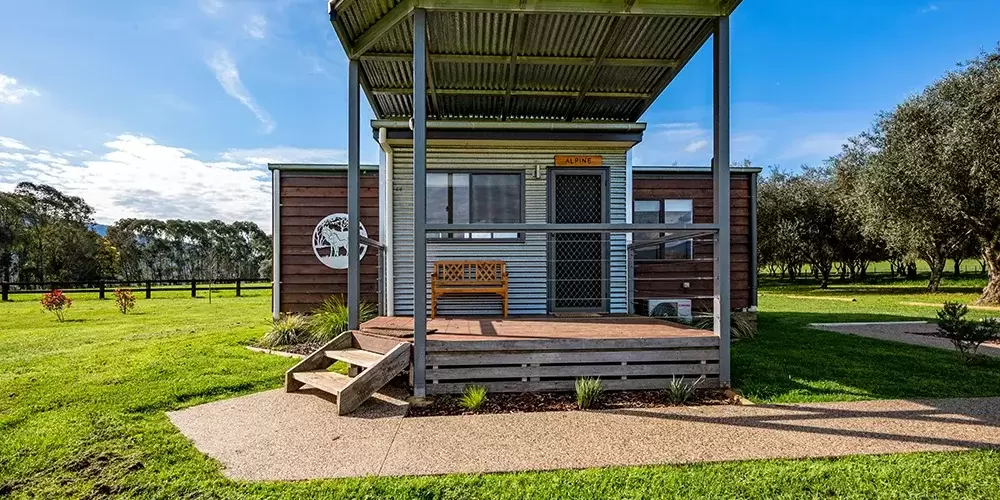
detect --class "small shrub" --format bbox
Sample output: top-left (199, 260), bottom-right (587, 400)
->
top-left (40, 290), bottom-right (72, 322)
top-left (575, 377), bottom-right (604, 410)
top-left (695, 312), bottom-right (757, 341)
top-left (458, 385), bottom-right (488, 412)
top-left (665, 374), bottom-right (705, 405)
top-left (260, 314), bottom-right (311, 348)
top-left (308, 296), bottom-right (376, 342)
top-left (113, 288), bottom-right (136, 315)
top-left (732, 312), bottom-right (757, 341)
top-left (936, 302), bottom-right (1000, 364)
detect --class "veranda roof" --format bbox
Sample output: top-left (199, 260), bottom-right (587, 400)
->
top-left (328, 0), bottom-right (742, 122)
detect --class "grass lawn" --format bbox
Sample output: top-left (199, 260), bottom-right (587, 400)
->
top-left (2, 284), bottom-right (1000, 498)
top-left (736, 277), bottom-right (1000, 403)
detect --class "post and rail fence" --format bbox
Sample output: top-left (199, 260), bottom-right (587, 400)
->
top-left (0, 278), bottom-right (272, 301)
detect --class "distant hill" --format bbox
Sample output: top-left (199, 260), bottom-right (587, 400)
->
top-left (89, 224), bottom-right (108, 236)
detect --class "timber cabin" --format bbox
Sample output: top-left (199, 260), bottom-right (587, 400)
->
top-left (272, 0), bottom-right (751, 415)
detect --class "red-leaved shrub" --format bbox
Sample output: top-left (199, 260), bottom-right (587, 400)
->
top-left (41, 290), bottom-right (72, 321)
top-left (114, 288), bottom-right (136, 315)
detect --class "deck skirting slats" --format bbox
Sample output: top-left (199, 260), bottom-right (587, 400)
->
top-left (427, 362), bottom-right (719, 381)
top-left (426, 377), bottom-right (720, 395)
top-left (426, 348), bottom-right (719, 366)
top-left (424, 336), bottom-right (720, 394)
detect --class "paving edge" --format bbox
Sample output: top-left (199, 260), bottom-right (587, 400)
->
top-left (809, 321), bottom-right (928, 327)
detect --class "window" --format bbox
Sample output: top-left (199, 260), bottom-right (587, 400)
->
top-left (632, 199), bottom-right (694, 260)
top-left (427, 172), bottom-right (523, 240)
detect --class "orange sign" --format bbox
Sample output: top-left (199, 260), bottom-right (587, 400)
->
top-left (554, 155), bottom-right (603, 167)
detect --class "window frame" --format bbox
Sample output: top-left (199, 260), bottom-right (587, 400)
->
top-left (632, 198), bottom-right (694, 260)
top-left (426, 169), bottom-right (526, 243)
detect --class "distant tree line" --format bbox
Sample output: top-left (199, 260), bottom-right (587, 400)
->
top-left (0, 182), bottom-right (272, 285)
top-left (759, 45), bottom-right (1000, 304)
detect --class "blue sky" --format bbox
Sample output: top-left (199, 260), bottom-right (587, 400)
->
top-left (1, 0), bottom-right (998, 227)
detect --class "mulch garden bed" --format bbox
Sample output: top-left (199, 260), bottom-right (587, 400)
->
top-left (246, 342), bottom-right (322, 357)
top-left (272, 342), bottom-right (323, 356)
top-left (407, 388), bottom-right (734, 417)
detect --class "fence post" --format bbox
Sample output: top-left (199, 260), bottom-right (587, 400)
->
top-left (1, 282), bottom-right (8, 302)
top-left (191, 279), bottom-right (197, 298)
top-left (235, 279), bottom-right (242, 297)
top-left (145, 280), bottom-right (151, 299)
top-left (99, 281), bottom-right (105, 300)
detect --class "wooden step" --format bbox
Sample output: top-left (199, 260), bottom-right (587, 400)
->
top-left (286, 331), bottom-right (412, 415)
top-left (325, 348), bottom-right (383, 368)
top-left (291, 370), bottom-right (352, 395)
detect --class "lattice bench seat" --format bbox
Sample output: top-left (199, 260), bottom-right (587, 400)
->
top-left (430, 260), bottom-right (508, 319)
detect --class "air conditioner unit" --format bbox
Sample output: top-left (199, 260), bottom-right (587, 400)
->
top-left (644, 299), bottom-right (692, 322)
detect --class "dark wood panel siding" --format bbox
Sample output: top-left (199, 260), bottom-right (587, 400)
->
top-left (633, 173), bottom-right (755, 311)
top-left (279, 171), bottom-right (381, 314)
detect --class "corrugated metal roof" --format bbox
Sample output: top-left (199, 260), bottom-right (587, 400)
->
top-left (330, 0), bottom-right (740, 122)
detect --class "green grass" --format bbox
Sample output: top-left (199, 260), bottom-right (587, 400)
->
top-left (760, 259), bottom-right (989, 277)
top-left (736, 277), bottom-right (1000, 403)
top-left (3, 286), bottom-right (1000, 498)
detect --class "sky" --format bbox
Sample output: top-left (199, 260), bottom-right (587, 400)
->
top-left (1, 0), bottom-right (998, 230)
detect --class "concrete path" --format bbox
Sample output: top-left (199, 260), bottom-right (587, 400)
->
top-left (811, 322), bottom-right (1000, 358)
top-left (168, 391), bottom-right (1000, 480)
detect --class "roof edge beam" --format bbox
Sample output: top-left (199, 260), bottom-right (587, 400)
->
top-left (412, 0), bottom-right (729, 17)
top-left (372, 119), bottom-right (647, 130)
top-left (372, 87), bottom-right (651, 99)
top-left (348, 0), bottom-right (415, 59)
top-left (361, 53), bottom-right (679, 67)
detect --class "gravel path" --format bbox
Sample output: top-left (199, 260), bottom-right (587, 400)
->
top-left (811, 322), bottom-right (1000, 358)
top-left (168, 390), bottom-right (1000, 480)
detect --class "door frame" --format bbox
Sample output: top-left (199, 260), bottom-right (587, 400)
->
top-left (546, 168), bottom-right (610, 313)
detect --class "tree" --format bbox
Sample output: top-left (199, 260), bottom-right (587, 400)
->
top-left (758, 168), bottom-right (807, 280)
top-left (0, 192), bottom-right (31, 282)
top-left (855, 46), bottom-right (1000, 301)
top-left (790, 167), bottom-right (841, 288)
top-left (854, 95), bottom-right (969, 292)
top-left (104, 218), bottom-right (270, 282)
top-left (931, 46), bottom-right (1000, 303)
top-left (757, 166), bottom-right (845, 288)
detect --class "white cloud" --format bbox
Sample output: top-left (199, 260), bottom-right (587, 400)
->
top-left (244, 14), bottom-right (267, 39)
top-left (206, 48), bottom-right (275, 133)
top-left (199, 0), bottom-right (224, 16)
top-left (920, 4), bottom-right (939, 14)
top-left (684, 140), bottom-right (709, 153)
top-left (0, 74), bottom-right (40, 104)
top-left (653, 122), bottom-right (706, 140)
top-left (632, 122), bottom-right (712, 165)
top-left (220, 146), bottom-right (347, 165)
top-left (0, 137), bottom-right (30, 150)
top-left (0, 134), bottom-right (272, 228)
top-left (0, 152), bottom-right (27, 162)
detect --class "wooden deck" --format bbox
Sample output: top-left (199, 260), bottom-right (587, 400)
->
top-left (357, 316), bottom-right (721, 395)
top-left (359, 315), bottom-right (714, 342)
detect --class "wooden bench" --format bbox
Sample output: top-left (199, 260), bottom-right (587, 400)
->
top-left (431, 260), bottom-right (508, 319)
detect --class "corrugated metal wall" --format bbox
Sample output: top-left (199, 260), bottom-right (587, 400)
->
top-left (608, 159), bottom-right (628, 313)
top-left (391, 145), bottom-right (627, 316)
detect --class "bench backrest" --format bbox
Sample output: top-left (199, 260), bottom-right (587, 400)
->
top-left (433, 260), bottom-right (506, 285)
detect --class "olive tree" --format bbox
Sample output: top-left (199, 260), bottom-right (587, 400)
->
top-left (933, 47), bottom-right (1000, 303)
top-left (855, 95), bottom-right (968, 292)
top-left (856, 47), bottom-right (1000, 301)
